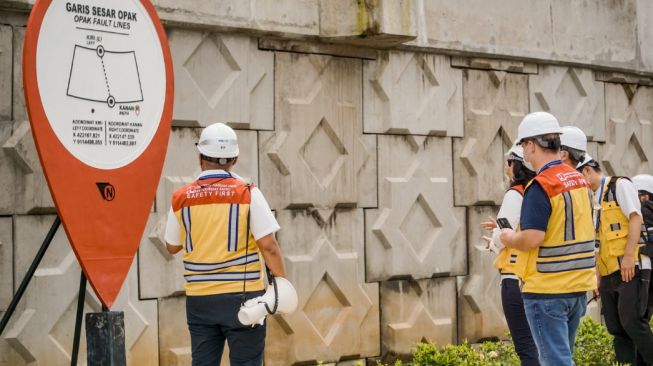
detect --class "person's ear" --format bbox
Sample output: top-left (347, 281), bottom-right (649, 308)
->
top-left (560, 150), bottom-right (569, 161)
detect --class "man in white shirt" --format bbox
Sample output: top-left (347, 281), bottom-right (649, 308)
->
top-left (164, 123), bottom-right (287, 366)
top-left (577, 156), bottom-right (653, 365)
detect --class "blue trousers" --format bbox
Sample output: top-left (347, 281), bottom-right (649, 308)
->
top-left (501, 279), bottom-right (540, 366)
top-left (523, 293), bottom-right (587, 366)
top-left (186, 291), bottom-right (266, 366)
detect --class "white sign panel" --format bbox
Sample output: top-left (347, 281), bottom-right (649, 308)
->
top-left (36, 1), bottom-right (166, 169)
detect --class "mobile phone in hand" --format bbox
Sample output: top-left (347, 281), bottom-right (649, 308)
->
top-left (496, 217), bottom-right (512, 230)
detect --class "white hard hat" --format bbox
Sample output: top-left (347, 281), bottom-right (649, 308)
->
top-left (238, 277), bottom-right (298, 326)
top-left (576, 153), bottom-right (596, 170)
top-left (506, 140), bottom-right (534, 171)
top-left (516, 112), bottom-right (562, 143)
top-left (633, 174), bottom-right (653, 194)
top-left (196, 123), bottom-right (239, 158)
top-left (560, 126), bottom-right (588, 152)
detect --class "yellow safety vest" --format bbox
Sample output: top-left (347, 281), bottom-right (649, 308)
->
top-left (171, 173), bottom-right (264, 296)
top-left (494, 185), bottom-right (525, 276)
top-left (514, 162), bottom-right (596, 294)
top-left (596, 176), bottom-right (643, 276)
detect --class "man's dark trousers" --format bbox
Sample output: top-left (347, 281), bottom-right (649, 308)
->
top-left (600, 269), bottom-right (653, 365)
top-left (186, 291), bottom-right (266, 366)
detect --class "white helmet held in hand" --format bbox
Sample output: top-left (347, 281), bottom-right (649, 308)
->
top-left (196, 123), bottom-right (239, 158)
top-left (633, 174), bottom-right (653, 194)
top-left (560, 126), bottom-right (588, 152)
top-left (517, 112), bottom-right (562, 144)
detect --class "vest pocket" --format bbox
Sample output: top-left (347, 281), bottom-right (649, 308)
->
top-left (605, 230), bottom-right (627, 257)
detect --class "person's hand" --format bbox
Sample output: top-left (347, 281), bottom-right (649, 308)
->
top-left (621, 254), bottom-right (635, 282)
top-left (480, 217), bottom-right (497, 231)
top-left (592, 272), bottom-right (601, 299)
top-left (499, 228), bottom-right (515, 248)
top-left (481, 236), bottom-right (492, 248)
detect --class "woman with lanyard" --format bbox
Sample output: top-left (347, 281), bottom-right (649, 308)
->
top-left (480, 141), bottom-right (539, 366)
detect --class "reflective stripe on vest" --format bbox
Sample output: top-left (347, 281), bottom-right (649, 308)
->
top-left (537, 256), bottom-right (596, 273)
top-left (185, 271), bottom-right (261, 283)
top-left (538, 240), bottom-right (595, 258)
top-left (183, 253), bottom-right (259, 272)
top-left (182, 206), bottom-right (192, 252)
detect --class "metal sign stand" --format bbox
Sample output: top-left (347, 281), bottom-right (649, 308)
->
top-left (0, 216), bottom-right (125, 366)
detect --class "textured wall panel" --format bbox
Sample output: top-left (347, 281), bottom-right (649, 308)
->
top-left (170, 30), bottom-right (273, 130)
top-left (457, 206), bottom-right (507, 343)
top-left (530, 65), bottom-right (605, 141)
top-left (381, 277), bottom-right (457, 358)
top-left (12, 27), bottom-right (25, 123)
top-left (2, 120), bottom-right (54, 214)
top-left (416, 0), bottom-right (641, 73)
top-left (265, 209), bottom-right (379, 365)
top-left (140, 128), bottom-right (259, 299)
top-left (0, 25), bottom-right (11, 120)
top-left (364, 52), bottom-right (462, 136)
top-left (153, 0), bottom-right (320, 36)
top-left (0, 218), bottom-right (11, 311)
top-left (260, 52), bottom-right (376, 212)
top-left (602, 83), bottom-right (653, 176)
top-left (5, 215), bottom-right (158, 365)
top-left (366, 135), bottom-right (465, 282)
top-left (0, 122), bottom-right (17, 214)
top-left (453, 70), bottom-right (528, 206)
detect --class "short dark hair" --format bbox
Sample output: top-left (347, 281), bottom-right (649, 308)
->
top-left (561, 146), bottom-right (585, 167)
top-left (525, 133), bottom-right (561, 153)
top-left (200, 154), bottom-right (236, 166)
top-left (511, 159), bottom-right (536, 187)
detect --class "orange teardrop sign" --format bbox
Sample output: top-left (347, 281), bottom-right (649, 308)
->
top-left (23, 0), bottom-right (173, 307)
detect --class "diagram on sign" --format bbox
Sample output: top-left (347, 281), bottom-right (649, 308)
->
top-left (66, 45), bottom-right (143, 108)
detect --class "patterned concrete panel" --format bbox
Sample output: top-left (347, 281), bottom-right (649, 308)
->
top-left (380, 277), bottom-right (457, 358)
top-left (366, 135), bottom-right (466, 282)
top-left (363, 52), bottom-right (463, 136)
top-left (259, 52), bottom-right (376, 211)
top-left (140, 128), bottom-right (259, 299)
top-left (453, 69), bottom-right (528, 206)
top-left (0, 25), bottom-right (11, 120)
top-left (457, 206), bottom-right (507, 343)
top-left (153, 0), bottom-right (319, 36)
top-left (12, 27), bottom-right (26, 123)
top-left (530, 65), bottom-right (605, 141)
top-left (159, 296), bottom-right (190, 366)
top-left (2, 120), bottom-right (55, 213)
top-left (169, 30), bottom-right (273, 130)
top-left (602, 83), bottom-right (653, 176)
top-left (5, 215), bottom-right (158, 366)
top-left (265, 209), bottom-right (379, 365)
top-left (0, 122), bottom-right (17, 214)
top-left (0, 217), bottom-right (11, 311)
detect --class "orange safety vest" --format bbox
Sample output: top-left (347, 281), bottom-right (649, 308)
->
top-left (171, 173), bottom-right (264, 296)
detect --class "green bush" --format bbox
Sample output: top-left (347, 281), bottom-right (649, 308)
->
top-left (572, 317), bottom-right (616, 365)
top-left (381, 317), bottom-right (624, 366)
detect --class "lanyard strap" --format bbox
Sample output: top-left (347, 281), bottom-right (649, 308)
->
top-left (595, 176), bottom-right (607, 232)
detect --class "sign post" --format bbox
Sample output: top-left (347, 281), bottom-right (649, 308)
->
top-left (22, 0), bottom-right (173, 363)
